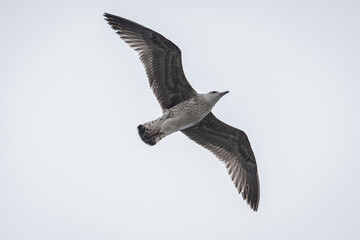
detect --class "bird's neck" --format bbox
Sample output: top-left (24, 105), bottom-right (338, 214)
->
top-left (199, 94), bottom-right (218, 108)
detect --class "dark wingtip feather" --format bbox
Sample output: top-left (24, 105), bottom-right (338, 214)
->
top-left (103, 12), bottom-right (114, 18)
top-left (241, 173), bottom-right (260, 211)
top-left (103, 12), bottom-right (112, 21)
top-left (103, 12), bottom-right (115, 28)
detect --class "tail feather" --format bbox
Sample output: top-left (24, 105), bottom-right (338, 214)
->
top-left (137, 112), bottom-right (170, 146)
top-left (137, 124), bottom-right (156, 146)
top-left (137, 123), bottom-right (166, 146)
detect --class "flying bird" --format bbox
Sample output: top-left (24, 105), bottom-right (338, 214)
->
top-left (104, 13), bottom-right (260, 211)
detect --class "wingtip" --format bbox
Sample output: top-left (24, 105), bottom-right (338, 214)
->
top-left (104, 12), bottom-right (114, 21)
top-left (251, 201), bottom-right (259, 211)
top-left (103, 12), bottom-right (110, 22)
top-left (103, 12), bottom-right (116, 21)
top-left (242, 192), bottom-right (259, 211)
top-left (240, 172), bottom-right (260, 211)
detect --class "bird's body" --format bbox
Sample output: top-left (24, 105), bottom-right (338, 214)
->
top-left (138, 92), bottom-right (228, 145)
top-left (104, 13), bottom-right (260, 211)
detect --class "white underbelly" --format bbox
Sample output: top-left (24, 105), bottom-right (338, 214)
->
top-left (160, 109), bottom-right (210, 133)
top-left (158, 96), bottom-right (212, 134)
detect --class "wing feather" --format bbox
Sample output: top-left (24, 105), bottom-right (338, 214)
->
top-left (104, 13), bottom-right (197, 110)
top-left (182, 112), bottom-right (260, 211)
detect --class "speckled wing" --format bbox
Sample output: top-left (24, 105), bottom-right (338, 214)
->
top-left (104, 13), bottom-right (197, 110)
top-left (181, 113), bottom-right (260, 211)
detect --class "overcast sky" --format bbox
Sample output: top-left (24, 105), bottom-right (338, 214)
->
top-left (1, 0), bottom-right (360, 239)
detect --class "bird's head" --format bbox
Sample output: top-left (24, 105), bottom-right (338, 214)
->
top-left (202, 90), bottom-right (229, 106)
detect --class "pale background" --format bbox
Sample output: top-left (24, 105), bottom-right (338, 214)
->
top-left (1, 0), bottom-right (360, 239)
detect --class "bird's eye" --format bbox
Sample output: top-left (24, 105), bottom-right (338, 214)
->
top-left (210, 91), bottom-right (216, 94)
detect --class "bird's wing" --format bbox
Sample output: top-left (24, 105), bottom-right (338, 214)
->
top-left (181, 112), bottom-right (260, 211)
top-left (104, 13), bottom-right (198, 110)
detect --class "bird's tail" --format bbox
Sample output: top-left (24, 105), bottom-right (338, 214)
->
top-left (137, 116), bottom-right (168, 146)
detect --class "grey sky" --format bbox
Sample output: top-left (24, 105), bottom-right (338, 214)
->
top-left (1, 0), bottom-right (360, 239)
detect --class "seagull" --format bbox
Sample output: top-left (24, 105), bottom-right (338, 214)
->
top-left (104, 13), bottom-right (260, 211)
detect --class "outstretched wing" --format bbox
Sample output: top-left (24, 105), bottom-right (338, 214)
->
top-left (104, 13), bottom-right (198, 110)
top-left (182, 113), bottom-right (260, 211)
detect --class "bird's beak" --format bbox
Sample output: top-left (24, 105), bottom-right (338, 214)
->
top-left (220, 91), bottom-right (229, 96)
